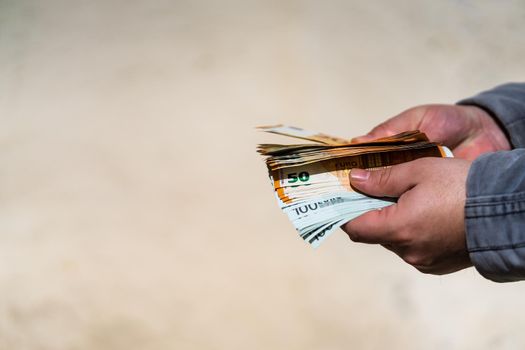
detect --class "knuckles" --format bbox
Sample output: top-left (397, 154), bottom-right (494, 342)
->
top-left (370, 123), bottom-right (394, 138)
top-left (347, 233), bottom-right (361, 243)
top-left (375, 166), bottom-right (394, 192)
top-left (343, 224), bottom-right (362, 242)
top-left (392, 227), bottom-right (413, 245)
top-left (402, 253), bottom-right (436, 271)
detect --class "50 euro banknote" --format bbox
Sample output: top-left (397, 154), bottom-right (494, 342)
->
top-left (258, 125), bottom-right (453, 248)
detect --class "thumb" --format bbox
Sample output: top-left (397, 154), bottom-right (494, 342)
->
top-left (351, 124), bottom-right (395, 143)
top-left (349, 164), bottom-right (418, 198)
top-left (351, 109), bottom-right (424, 143)
top-left (351, 134), bottom-right (375, 143)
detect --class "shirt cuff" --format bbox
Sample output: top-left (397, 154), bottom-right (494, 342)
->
top-left (466, 150), bottom-right (525, 282)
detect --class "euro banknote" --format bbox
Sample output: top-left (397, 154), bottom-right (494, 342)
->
top-left (258, 125), bottom-right (452, 248)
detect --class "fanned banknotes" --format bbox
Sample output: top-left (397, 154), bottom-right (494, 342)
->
top-left (257, 125), bottom-right (453, 248)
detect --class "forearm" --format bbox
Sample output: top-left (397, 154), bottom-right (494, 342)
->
top-left (458, 82), bottom-right (525, 148)
top-left (466, 149), bottom-right (525, 282)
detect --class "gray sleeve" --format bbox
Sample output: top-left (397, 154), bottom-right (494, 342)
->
top-left (466, 150), bottom-right (525, 282)
top-left (459, 83), bottom-right (525, 282)
top-left (457, 82), bottom-right (525, 148)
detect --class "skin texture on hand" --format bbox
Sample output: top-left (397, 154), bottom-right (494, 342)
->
top-left (353, 105), bottom-right (511, 160)
top-left (342, 158), bottom-right (473, 275)
top-left (342, 104), bottom-right (514, 275)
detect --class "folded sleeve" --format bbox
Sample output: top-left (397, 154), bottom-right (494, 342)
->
top-left (466, 150), bottom-right (525, 282)
top-left (457, 82), bottom-right (525, 148)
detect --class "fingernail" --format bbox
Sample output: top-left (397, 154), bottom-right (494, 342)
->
top-left (350, 168), bottom-right (370, 181)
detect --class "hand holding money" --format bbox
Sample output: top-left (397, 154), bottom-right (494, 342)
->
top-left (343, 157), bottom-right (472, 275)
top-left (353, 104), bottom-right (511, 160)
top-left (258, 125), bottom-right (453, 248)
top-left (258, 124), bottom-right (473, 275)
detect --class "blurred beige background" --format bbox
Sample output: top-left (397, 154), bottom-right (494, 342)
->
top-left (1, 0), bottom-right (525, 349)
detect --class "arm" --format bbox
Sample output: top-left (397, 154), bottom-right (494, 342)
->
top-left (344, 153), bottom-right (525, 282)
top-left (459, 83), bottom-right (525, 282)
top-left (466, 150), bottom-right (525, 282)
top-left (343, 83), bottom-right (525, 282)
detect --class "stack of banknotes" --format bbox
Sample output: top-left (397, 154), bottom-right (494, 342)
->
top-left (257, 125), bottom-right (452, 248)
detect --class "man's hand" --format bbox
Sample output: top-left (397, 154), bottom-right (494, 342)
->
top-left (353, 105), bottom-right (511, 160)
top-left (342, 158), bottom-right (472, 275)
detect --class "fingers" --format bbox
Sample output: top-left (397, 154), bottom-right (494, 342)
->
top-left (342, 156), bottom-right (471, 275)
top-left (342, 204), bottom-right (399, 244)
top-left (349, 162), bottom-right (419, 198)
top-left (343, 160), bottom-right (427, 244)
top-left (352, 109), bottom-right (423, 142)
top-left (352, 123), bottom-right (397, 142)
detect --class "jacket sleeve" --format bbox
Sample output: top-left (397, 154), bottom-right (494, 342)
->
top-left (466, 150), bottom-right (525, 282)
top-left (458, 83), bottom-right (525, 282)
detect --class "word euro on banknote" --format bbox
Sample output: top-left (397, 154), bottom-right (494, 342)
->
top-left (257, 125), bottom-right (453, 248)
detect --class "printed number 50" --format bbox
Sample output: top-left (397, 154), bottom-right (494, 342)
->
top-left (287, 171), bottom-right (310, 183)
